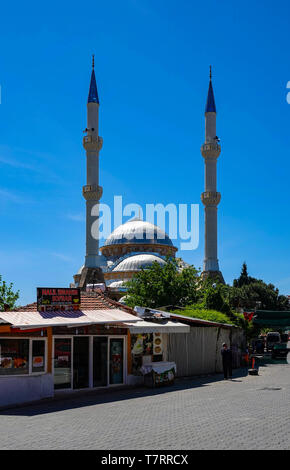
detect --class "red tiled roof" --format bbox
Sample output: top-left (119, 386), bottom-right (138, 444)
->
top-left (14, 291), bottom-right (136, 316)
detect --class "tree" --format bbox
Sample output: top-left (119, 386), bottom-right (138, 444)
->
top-left (125, 258), bottom-right (201, 309)
top-left (200, 278), bottom-right (227, 312)
top-left (233, 262), bottom-right (255, 288)
top-left (230, 281), bottom-right (288, 311)
top-left (0, 275), bottom-right (19, 311)
top-left (231, 263), bottom-right (288, 311)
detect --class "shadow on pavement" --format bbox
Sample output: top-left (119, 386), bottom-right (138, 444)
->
top-left (0, 368), bottom-right (249, 417)
top-left (253, 354), bottom-right (289, 367)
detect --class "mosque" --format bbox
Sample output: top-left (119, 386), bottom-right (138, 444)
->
top-left (72, 59), bottom-right (224, 297)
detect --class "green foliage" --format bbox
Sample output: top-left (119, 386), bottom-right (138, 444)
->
top-left (124, 259), bottom-right (288, 339)
top-left (230, 278), bottom-right (288, 311)
top-left (233, 262), bottom-right (256, 288)
top-left (200, 278), bottom-right (232, 314)
top-left (125, 257), bottom-right (201, 309)
top-left (172, 305), bottom-right (234, 325)
top-left (0, 275), bottom-right (19, 311)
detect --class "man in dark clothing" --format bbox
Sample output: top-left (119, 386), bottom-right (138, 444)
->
top-left (221, 343), bottom-right (232, 379)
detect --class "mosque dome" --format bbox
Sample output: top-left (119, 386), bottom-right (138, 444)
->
top-left (77, 265), bottom-right (84, 275)
top-left (103, 218), bottom-right (173, 248)
top-left (112, 253), bottom-right (166, 272)
top-left (108, 280), bottom-right (126, 288)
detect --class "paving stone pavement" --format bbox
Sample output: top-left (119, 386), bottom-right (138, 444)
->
top-left (0, 364), bottom-right (289, 450)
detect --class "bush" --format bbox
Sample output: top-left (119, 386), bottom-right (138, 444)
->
top-left (171, 305), bottom-right (235, 325)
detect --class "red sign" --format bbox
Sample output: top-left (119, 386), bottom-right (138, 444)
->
top-left (243, 311), bottom-right (254, 322)
top-left (37, 287), bottom-right (81, 310)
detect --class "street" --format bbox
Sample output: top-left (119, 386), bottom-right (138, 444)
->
top-left (0, 363), bottom-right (289, 450)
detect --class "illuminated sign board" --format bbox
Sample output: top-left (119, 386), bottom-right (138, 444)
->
top-left (37, 288), bottom-right (81, 310)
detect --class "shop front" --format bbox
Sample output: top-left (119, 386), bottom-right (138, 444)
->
top-left (0, 330), bottom-right (53, 407)
top-left (125, 319), bottom-right (190, 386)
top-left (0, 288), bottom-right (141, 408)
top-left (53, 333), bottom-right (126, 391)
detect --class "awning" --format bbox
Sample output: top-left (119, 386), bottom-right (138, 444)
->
top-left (123, 320), bottom-right (190, 334)
top-left (253, 318), bottom-right (290, 328)
top-left (0, 309), bottom-right (140, 329)
top-left (254, 310), bottom-right (290, 320)
top-left (253, 310), bottom-right (290, 329)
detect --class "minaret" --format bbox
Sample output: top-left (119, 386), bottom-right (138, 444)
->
top-left (73, 56), bottom-right (105, 288)
top-left (201, 67), bottom-right (224, 283)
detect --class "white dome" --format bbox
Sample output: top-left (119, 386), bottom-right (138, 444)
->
top-left (113, 253), bottom-right (166, 272)
top-left (103, 218), bottom-right (173, 247)
top-left (77, 265), bottom-right (84, 275)
top-left (108, 280), bottom-right (125, 288)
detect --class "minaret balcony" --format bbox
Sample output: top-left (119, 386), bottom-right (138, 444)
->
top-left (201, 191), bottom-right (221, 206)
top-left (201, 142), bottom-right (221, 159)
top-left (83, 184), bottom-right (103, 201)
top-left (83, 135), bottom-right (103, 152)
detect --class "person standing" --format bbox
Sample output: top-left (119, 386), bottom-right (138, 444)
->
top-left (221, 343), bottom-right (232, 379)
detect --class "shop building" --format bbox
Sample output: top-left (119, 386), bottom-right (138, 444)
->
top-left (0, 290), bottom-right (137, 407)
top-left (0, 291), bottom-right (246, 409)
top-left (0, 290), bottom-right (189, 408)
top-left (131, 307), bottom-right (245, 378)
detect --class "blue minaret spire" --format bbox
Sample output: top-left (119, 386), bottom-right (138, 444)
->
top-left (88, 54), bottom-right (99, 104)
top-left (205, 65), bottom-right (216, 113)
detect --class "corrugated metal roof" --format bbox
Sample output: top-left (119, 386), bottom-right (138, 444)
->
top-left (0, 308), bottom-right (139, 329)
top-left (169, 313), bottom-right (235, 329)
top-left (123, 320), bottom-right (190, 333)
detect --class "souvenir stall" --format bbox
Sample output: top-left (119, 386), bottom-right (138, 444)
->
top-left (124, 319), bottom-right (190, 387)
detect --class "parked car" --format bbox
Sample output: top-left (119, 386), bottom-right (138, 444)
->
top-left (272, 342), bottom-right (289, 359)
top-left (266, 332), bottom-right (281, 351)
top-left (281, 333), bottom-right (289, 343)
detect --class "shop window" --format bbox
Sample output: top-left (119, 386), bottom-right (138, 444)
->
top-left (54, 338), bottom-right (72, 389)
top-left (131, 333), bottom-right (153, 375)
top-left (0, 339), bottom-right (29, 375)
top-left (109, 338), bottom-right (124, 385)
top-left (32, 340), bottom-right (45, 373)
top-left (93, 337), bottom-right (108, 387)
top-left (131, 334), bottom-right (153, 356)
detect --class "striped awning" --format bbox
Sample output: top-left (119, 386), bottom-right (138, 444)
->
top-left (0, 309), bottom-right (140, 329)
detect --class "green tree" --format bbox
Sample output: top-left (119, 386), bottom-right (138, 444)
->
top-left (0, 275), bottom-right (19, 311)
top-left (201, 280), bottom-right (229, 313)
top-left (231, 263), bottom-right (288, 311)
top-left (125, 258), bottom-right (201, 309)
top-left (233, 262), bottom-right (255, 288)
top-left (230, 280), bottom-right (288, 311)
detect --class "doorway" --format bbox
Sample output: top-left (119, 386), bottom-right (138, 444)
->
top-left (109, 338), bottom-right (124, 385)
top-left (93, 337), bottom-right (108, 387)
top-left (54, 338), bottom-right (72, 390)
top-left (73, 337), bottom-right (89, 389)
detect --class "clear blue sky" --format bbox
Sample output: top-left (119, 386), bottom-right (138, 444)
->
top-left (1, 0), bottom-right (290, 305)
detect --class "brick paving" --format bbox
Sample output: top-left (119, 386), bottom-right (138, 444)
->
top-left (0, 363), bottom-right (289, 450)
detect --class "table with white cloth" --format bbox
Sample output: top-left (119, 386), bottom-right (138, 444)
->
top-left (140, 361), bottom-right (176, 387)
